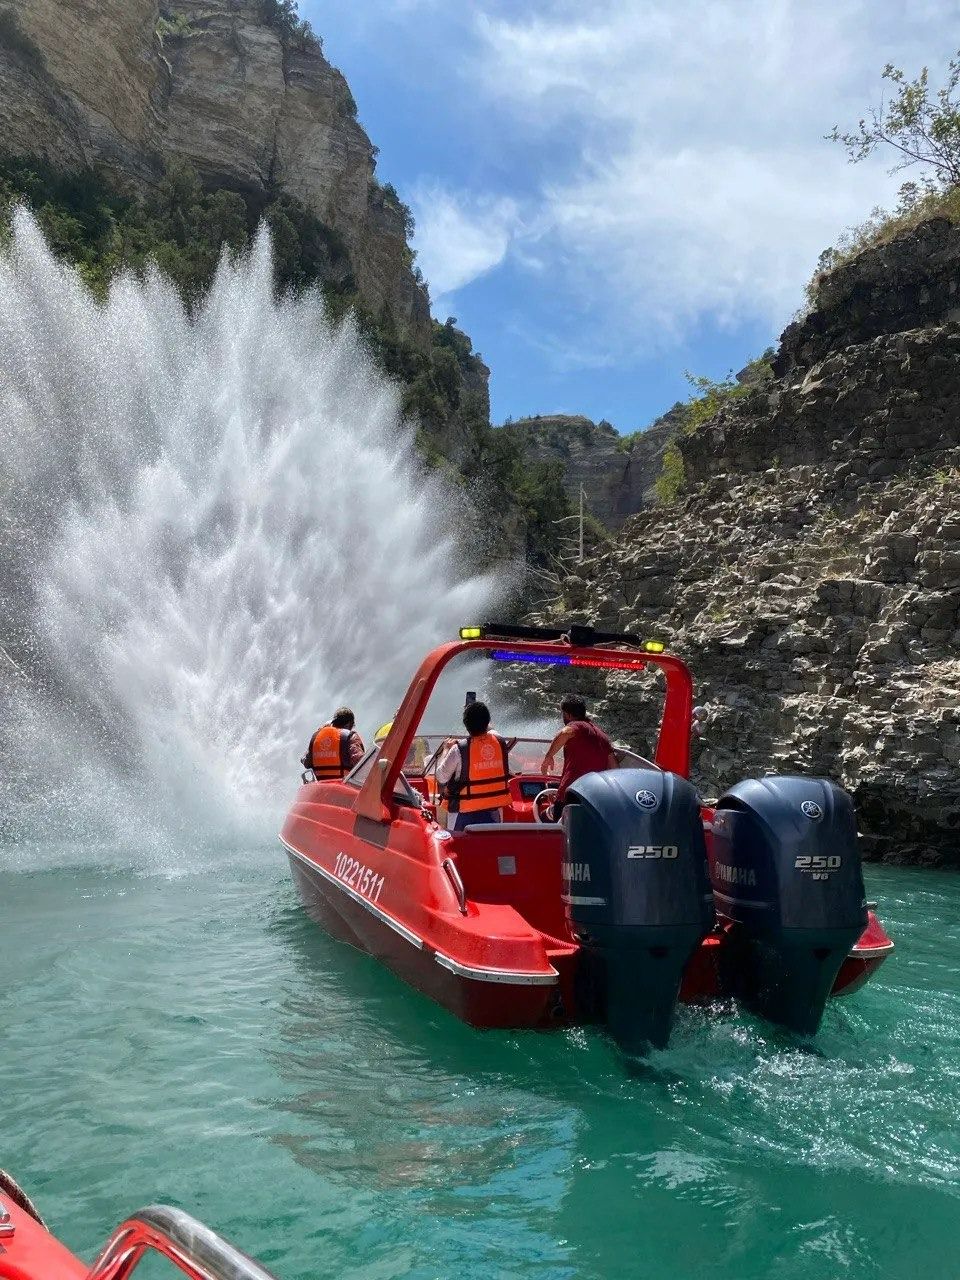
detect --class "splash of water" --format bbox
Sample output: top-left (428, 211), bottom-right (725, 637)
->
top-left (0, 210), bottom-right (502, 866)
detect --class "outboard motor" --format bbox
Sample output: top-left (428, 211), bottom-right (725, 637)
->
top-left (563, 768), bottom-right (714, 1053)
top-left (710, 777), bottom-right (867, 1035)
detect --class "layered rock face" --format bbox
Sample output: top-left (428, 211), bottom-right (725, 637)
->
top-left (0, 1), bottom-right (160, 173)
top-left (507, 410), bottom-right (679, 528)
top-left (2, 0), bottom-right (429, 338)
top-left (533, 222), bottom-right (960, 864)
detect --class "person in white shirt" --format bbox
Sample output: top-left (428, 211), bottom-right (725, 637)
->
top-left (436, 701), bottom-right (513, 832)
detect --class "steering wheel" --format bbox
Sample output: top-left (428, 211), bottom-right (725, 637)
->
top-left (532, 787), bottom-right (559, 824)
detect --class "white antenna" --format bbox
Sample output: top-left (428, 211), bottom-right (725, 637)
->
top-left (551, 483), bottom-right (588, 564)
top-left (578, 482), bottom-right (585, 563)
top-left (0, 641), bottom-right (29, 682)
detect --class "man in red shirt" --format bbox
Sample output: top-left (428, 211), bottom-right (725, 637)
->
top-left (541, 694), bottom-right (618, 816)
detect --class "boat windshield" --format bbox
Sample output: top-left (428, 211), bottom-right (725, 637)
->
top-left (341, 736), bottom-right (655, 806)
top-left (402, 736), bottom-right (653, 777)
top-left (344, 747), bottom-right (422, 806)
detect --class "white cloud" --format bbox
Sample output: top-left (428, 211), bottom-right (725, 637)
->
top-left (411, 184), bottom-right (520, 304)
top-left (538, 144), bottom-right (897, 339)
top-left (464, 0), bottom-right (950, 347)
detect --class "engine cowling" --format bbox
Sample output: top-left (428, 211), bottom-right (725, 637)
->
top-left (710, 776), bottom-right (867, 1035)
top-left (563, 768), bottom-right (714, 1052)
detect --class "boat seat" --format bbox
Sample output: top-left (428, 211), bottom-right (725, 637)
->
top-left (449, 825), bottom-right (566, 937)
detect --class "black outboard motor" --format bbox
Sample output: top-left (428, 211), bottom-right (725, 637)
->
top-left (563, 768), bottom-right (714, 1053)
top-left (710, 777), bottom-right (867, 1035)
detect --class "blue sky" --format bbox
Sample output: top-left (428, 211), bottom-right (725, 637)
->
top-left (303, 0), bottom-right (949, 430)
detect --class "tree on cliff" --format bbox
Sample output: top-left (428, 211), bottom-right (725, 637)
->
top-left (814, 54), bottom-right (960, 288)
top-left (829, 54), bottom-right (960, 193)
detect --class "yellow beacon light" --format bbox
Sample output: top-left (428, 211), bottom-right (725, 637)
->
top-left (643, 640), bottom-right (666, 654)
top-left (459, 626), bottom-right (483, 640)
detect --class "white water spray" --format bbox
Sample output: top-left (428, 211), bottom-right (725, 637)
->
top-left (0, 210), bottom-right (502, 865)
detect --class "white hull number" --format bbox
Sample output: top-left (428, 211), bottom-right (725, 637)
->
top-left (334, 852), bottom-right (385, 903)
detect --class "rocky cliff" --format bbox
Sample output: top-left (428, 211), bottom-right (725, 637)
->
top-left (530, 220), bottom-right (960, 864)
top-left (506, 409), bottom-right (679, 529)
top-left (1, 0), bottom-right (428, 339)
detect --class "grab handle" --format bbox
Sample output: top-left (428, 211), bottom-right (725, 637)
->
top-left (86, 1204), bottom-right (278, 1280)
top-left (442, 858), bottom-right (468, 916)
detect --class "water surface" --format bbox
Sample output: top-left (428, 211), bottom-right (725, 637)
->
top-left (3, 856), bottom-right (957, 1280)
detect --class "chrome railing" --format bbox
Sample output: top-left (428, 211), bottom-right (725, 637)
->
top-left (86, 1205), bottom-right (279, 1280)
top-left (442, 857), bottom-right (468, 915)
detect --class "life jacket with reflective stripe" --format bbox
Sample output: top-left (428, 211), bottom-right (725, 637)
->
top-left (447, 733), bottom-right (511, 813)
top-left (310, 724), bottom-right (352, 779)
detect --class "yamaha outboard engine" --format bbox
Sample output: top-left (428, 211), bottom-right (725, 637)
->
top-left (563, 768), bottom-right (714, 1053)
top-left (710, 777), bottom-right (867, 1035)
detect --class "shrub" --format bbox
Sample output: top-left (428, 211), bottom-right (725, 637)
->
top-left (651, 353), bottom-right (773, 505)
top-left (378, 182), bottom-right (415, 238)
top-left (828, 54), bottom-right (960, 192)
top-left (681, 355), bottom-right (773, 433)
top-left (338, 87), bottom-right (358, 119)
top-left (259, 0), bottom-right (321, 51)
top-left (155, 13), bottom-right (194, 45)
top-left (808, 184), bottom-right (960, 303)
top-left (654, 442), bottom-right (685, 504)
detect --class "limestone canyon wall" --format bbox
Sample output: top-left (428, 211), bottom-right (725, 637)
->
top-left (1, 0), bottom-right (429, 338)
top-left (534, 222), bottom-right (960, 864)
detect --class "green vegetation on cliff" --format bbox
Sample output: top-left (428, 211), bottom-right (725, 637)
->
top-left (257, 0), bottom-right (321, 51)
top-left (812, 53), bottom-right (960, 300)
top-left (653, 354), bottom-right (775, 503)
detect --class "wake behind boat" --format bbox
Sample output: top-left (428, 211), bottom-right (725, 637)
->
top-left (281, 623), bottom-right (893, 1052)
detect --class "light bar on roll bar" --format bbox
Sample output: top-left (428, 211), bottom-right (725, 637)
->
top-left (460, 621), bottom-right (644, 646)
top-left (490, 649), bottom-right (650, 671)
top-left (459, 622), bottom-right (666, 651)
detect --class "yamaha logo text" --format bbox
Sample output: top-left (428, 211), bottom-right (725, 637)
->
top-left (562, 862), bottom-right (592, 883)
top-left (715, 863), bottom-right (757, 887)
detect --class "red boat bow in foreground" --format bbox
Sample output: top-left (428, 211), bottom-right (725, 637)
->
top-left (281, 623), bottom-right (893, 1052)
top-left (0, 1173), bottom-right (277, 1280)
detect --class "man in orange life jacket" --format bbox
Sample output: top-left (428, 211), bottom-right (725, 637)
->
top-left (436, 700), bottom-right (512, 832)
top-left (302, 707), bottom-right (365, 779)
top-left (541, 694), bottom-right (617, 818)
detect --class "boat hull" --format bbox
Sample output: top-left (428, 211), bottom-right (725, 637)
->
top-left (285, 843), bottom-right (560, 1029)
top-left (286, 839), bottom-right (892, 1032)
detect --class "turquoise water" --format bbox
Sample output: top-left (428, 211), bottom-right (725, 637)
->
top-left (3, 855), bottom-right (958, 1280)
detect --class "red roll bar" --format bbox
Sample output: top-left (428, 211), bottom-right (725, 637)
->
top-left (356, 638), bottom-right (693, 822)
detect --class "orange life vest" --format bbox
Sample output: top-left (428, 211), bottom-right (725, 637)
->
top-left (447, 733), bottom-right (511, 813)
top-left (310, 724), bottom-right (352, 780)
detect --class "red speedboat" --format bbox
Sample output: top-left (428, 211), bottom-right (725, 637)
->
top-left (0, 1170), bottom-right (277, 1280)
top-left (281, 623), bottom-right (893, 1051)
